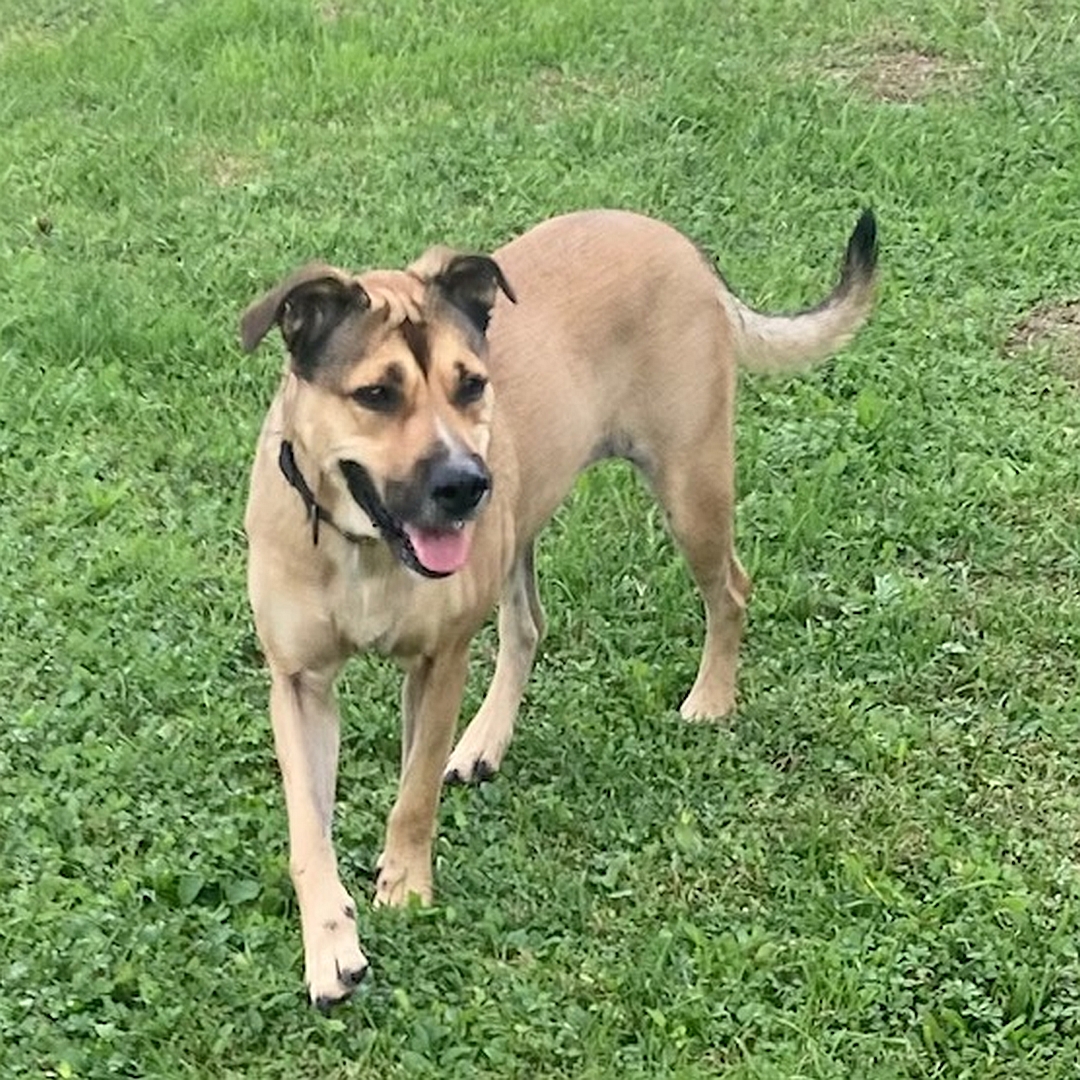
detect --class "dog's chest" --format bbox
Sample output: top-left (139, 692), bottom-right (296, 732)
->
top-left (329, 553), bottom-right (478, 659)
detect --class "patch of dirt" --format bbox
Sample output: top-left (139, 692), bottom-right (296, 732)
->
top-left (190, 151), bottom-right (262, 189)
top-left (210, 155), bottom-right (251, 187)
top-left (826, 45), bottom-right (977, 104)
top-left (315, 1), bottom-right (345, 21)
top-left (1005, 301), bottom-right (1080, 387)
top-left (528, 66), bottom-right (646, 123)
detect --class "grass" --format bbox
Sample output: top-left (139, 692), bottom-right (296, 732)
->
top-left (2, 0), bottom-right (1080, 1075)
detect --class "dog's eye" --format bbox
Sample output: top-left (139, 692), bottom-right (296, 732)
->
top-left (352, 384), bottom-right (400, 413)
top-left (454, 373), bottom-right (487, 408)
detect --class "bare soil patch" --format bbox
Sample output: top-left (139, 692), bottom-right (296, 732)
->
top-left (528, 66), bottom-right (646, 123)
top-left (187, 150), bottom-right (262, 189)
top-left (1005, 301), bottom-right (1080, 388)
top-left (826, 45), bottom-right (977, 104)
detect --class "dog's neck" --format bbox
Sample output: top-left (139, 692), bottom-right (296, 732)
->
top-left (278, 440), bottom-right (367, 548)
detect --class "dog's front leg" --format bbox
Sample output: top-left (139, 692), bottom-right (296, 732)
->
top-left (376, 644), bottom-right (469, 907)
top-left (444, 544), bottom-right (544, 784)
top-left (269, 666), bottom-right (369, 1007)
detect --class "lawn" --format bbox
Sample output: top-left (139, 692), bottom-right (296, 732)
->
top-left (2, 0), bottom-right (1080, 1076)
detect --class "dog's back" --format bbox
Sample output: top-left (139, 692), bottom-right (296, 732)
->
top-left (483, 208), bottom-right (876, 542)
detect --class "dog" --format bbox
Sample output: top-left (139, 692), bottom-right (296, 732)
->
top-left (239, 207), bottom-right (877, 1007)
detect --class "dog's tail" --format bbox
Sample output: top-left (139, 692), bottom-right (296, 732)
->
top-left (728, 209), bottom-right (878, 374)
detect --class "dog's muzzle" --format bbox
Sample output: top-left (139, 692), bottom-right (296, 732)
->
top-left (427, 456), bottom-right (490, 519)
top-left (339, 453), bottom-right (490, 578)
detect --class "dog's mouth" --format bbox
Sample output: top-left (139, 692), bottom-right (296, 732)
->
top-left (339, 460), bottom-right (477, 578)
top-left (401, 521), bottom-right (473, 576)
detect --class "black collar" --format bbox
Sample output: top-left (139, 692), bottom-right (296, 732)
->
top-left (278, 440), bottom-right (366, 547)
top-left (277, 441), bottom-right (451, 579)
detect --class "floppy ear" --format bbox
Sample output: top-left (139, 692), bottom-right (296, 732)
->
top-left (239, 263), bottom-right (371, 376)
top-left (433, 253), bottom-right (516, 335)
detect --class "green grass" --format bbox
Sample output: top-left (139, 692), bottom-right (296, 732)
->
top-left (3, 0), bottom-right (1080, 1076)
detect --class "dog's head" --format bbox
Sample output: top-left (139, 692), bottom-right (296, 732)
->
top-left (241, 248), bottom-right (515, 578)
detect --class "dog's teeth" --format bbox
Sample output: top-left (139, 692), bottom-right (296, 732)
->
top-left (453, 521), bottom-right (465, 531)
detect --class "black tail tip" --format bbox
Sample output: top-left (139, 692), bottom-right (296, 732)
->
top-left (845, 208), bottom-right (878, 278)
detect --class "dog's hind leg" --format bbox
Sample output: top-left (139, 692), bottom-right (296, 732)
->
top-left (444, 543), bottom-right (545, 784)
top-left (269, 664), bottom-right (369, 1008)
top-left (652, 453), bottom-right (752, 721)
top-left (377, 643), bottom-right (471, 905)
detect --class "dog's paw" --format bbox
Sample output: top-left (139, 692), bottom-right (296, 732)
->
top-left (443, 753), bottom-right (498, 786)
top-left (443, 725), bottom-right (507, 784)
top-left (373, 851), bottom-right (433, 908)
top-left (302, 898), bottom-right (369, 1009)
top-left (679, 687), bottom-right (736, 722)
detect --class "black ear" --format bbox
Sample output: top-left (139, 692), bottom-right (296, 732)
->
top-left (240, 263), bottom-right (370, 377)
top-left (435, 254), bottom-right (516, 335)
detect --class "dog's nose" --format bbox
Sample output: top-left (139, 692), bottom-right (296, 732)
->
top-left (430, 457), bottom-right (490, 518)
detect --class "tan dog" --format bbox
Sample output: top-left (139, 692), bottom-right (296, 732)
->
top-left (240, 208), bottom-right (877, 1007)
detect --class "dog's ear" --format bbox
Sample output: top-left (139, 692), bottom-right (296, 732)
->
top-left (240, 263), bottom-right (371, 376)
top-left (413, 249), bottom-right (515, 336)
top-left (437, 254), bottom-right (516, 335)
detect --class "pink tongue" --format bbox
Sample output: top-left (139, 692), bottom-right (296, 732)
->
top-left (404, 525), bottom-right (472, 575)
